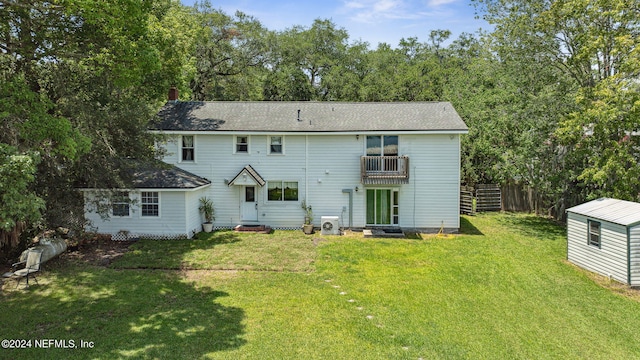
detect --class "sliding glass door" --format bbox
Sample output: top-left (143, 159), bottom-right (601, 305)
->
top-left (366, 189), bottom-right (399, 225)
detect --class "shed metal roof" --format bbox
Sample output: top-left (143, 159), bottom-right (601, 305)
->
top-left (152, 101), bottom-right (468, 133)
top-left (566, 198), bottom-right (640, 226)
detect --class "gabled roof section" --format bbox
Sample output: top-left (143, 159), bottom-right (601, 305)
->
top-left (228, 165), bottom-right (266, 187)
top-left (152, 101), bottom-right (468, 133)
top-left (131, 162), bottom-right (211, 190)
top-left (566, 198), bottom-right (640, 226)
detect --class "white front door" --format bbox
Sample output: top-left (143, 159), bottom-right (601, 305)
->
top-left (241, 186), bottom-right (258, 222)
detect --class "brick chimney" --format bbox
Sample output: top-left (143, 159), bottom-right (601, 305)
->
top-left (168, 87), bottom-right (179, 102)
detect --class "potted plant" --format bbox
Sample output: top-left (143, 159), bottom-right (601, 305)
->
top-left (199, 197), bottom-right (215, 233)
top-left (301, 200), bottom-right (314, 235)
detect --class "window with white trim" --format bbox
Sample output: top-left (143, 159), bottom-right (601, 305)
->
top-left (182, 135), bottom-right (195, 161)
top-left (112, 191), bottom-right (130, 217)
top-left (235, 136), bottom-right (249, 153)
top-left (141, 192), bottom-right (159, 217)
top-left (269, 136), bottom-right (283, 154)
top-left (267, 181), bottom-right (298, 201)
top-left (588, 220), bottom-right (601, 248)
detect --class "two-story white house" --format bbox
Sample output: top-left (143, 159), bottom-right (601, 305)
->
top-left (83, 94), bottom-right (468, 239)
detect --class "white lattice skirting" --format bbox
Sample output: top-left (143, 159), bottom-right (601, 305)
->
top-left (110, 232), bottom-right (188, 241)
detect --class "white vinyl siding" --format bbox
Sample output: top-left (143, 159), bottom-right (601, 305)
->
top-left (567, 213), bottom-right (628, 284)
top-left (85, 191), bottom-right (191, 239)
top-left (155, 132), bottom-right (461, 230)
top-left (399, 134), bottom-right (461, 229)
top-left (185, 189), bottom-right (209, 236)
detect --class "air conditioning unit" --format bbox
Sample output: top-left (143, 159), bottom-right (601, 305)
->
top-left (321, 216), bottom-right (340, 235)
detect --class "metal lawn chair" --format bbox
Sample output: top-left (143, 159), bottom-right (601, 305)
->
top-left (6, 249), bottom-right (44, 288)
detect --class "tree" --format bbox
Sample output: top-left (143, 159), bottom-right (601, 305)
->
top-left (471, 0), bottom-right (640, 214)
top-left (269, 19), bottom-right (349, 100)
top-left (551, 0), bottom-right (640, 200)
top-left (189, 2), bottom-right (269, 101)
top-left (1, 0), bottom-right (178, 230)
top-left (0, 145), bottom-right (45, 232)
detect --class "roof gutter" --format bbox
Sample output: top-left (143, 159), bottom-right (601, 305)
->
top-left (149, 130), bottom-right (469, 136)
top-left (77, 183), bottom-right (212, 192)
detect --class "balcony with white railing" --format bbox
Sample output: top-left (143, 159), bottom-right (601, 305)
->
top-left (360, 156), bottom-right (409, 184)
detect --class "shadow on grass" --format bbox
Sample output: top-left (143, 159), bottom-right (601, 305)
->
top-left (498, 213), bottom-right (566, 240)
top-left (0, 264), bottom-right (245, 359)
top-left (460, 216), bottom-right (484, 235)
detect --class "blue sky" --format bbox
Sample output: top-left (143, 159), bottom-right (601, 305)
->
top-left (180, 0), bottom-right (489, 48)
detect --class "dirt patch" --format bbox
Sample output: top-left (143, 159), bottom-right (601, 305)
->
top-left (62, 237), bottom-right (134, 267)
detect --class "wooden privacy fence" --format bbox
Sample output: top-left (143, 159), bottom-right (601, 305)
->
top-left (501, 183), bottom-right (545, 213)
top-left (501, 183), bottom-right (582, 221)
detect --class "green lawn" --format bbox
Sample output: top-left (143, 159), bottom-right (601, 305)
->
top-left (2, 213), bottom-right (640, 359)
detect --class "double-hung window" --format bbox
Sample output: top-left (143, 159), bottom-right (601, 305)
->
top-left (141, 192), bottom-right (159, 217)
top-left (112, 191), bottom-right (130, 217)
top-left (182, 135), bottom-right (195, 161)
top-left (269, 136), bottom-right (283, 154)
top-left (235, 136), bottom-right (249, 153)
top-left (267, 181), bottom-right (298, 201)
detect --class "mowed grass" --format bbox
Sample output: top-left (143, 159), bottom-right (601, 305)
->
top-left (111, 230), bottom-right (316, 272)
top-left (2, 213), bottom-right (640, 359)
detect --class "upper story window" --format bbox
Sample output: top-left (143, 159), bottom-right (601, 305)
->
top-left (182, 135), bottom-right (195, 161)
top-left (267, 181), bottom-right (298, 201)
top-left (235, 136), bottom-right (249, 154)
top-left (141, 192), bottom-right (159, 217)
top-left (366, 136), bottom-right (399, 172)
top-left (269, 136), bottom-right (283, 154)
top-left (588, 220), bottom-right (601, 248)
top-left (366, 135), bottom-right (398, 156)
top-left (112, 191), bottom-right (130, 217)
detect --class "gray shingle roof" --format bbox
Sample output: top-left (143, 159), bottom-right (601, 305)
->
top-left (566, 198), bottom-right (640, 226)
top-left (131, 162), bottom-right (211, 189)
top-left (152, 101), bottom-right (468, 133)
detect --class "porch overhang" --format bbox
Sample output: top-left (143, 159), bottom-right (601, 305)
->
top-left (228, 165), bottom-right (266, 187)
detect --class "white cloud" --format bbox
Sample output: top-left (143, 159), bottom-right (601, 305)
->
top-left (373, 0), bottom-right (402, 12)
top-left (344, 1), bottom-right (366, 9)
top-left (340, 0), bottom-right (415, 23)
top-left (427, 0), bottom-right (458, 6)
top-left (340, 0), bottom-right (457, 24)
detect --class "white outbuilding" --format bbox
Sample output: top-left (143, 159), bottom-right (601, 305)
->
top-left (566, 198), bottom-right (640, 286)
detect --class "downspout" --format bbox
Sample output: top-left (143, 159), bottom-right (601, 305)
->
top-left (305, 135), bottom-right (309, 204)
top-left (342, 189), bottom-right (353, 228)
top-left (413, 165), bottom-right (417, 229)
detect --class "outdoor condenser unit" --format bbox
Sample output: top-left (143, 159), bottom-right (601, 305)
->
top-left (321, 216), bottom-right (340, 235)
